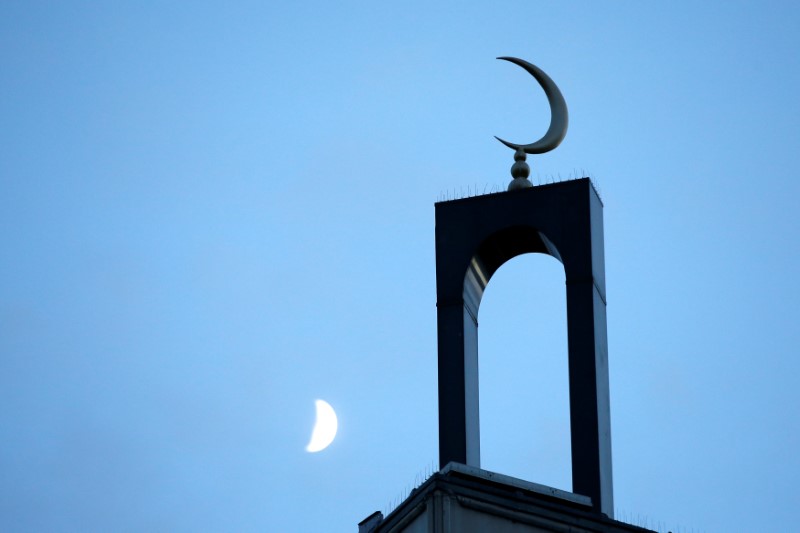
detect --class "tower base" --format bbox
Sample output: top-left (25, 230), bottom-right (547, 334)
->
top-left (359, 463), bottom-right (653, 533)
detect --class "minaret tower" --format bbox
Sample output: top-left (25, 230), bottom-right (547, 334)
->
top-left (359, 58), bottom-right (654, 533)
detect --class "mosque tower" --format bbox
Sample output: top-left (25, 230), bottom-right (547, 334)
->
top-left (358, 58), bottom-right (656, 533)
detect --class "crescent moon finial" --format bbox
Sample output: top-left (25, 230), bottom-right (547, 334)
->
top-left (495, 57), bottom-right (569, 190)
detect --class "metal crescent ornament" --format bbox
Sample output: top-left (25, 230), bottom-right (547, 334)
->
top-left (495, 57), bottom-right (569, 154)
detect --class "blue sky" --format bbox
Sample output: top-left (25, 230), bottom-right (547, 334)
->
top-left (2, 2), bottom-right (799, 531)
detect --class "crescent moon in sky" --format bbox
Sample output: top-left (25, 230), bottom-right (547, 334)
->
top-left (306, 399), bottom-right (338, 453)
top-left (495, 57), bottom-right (569, 154)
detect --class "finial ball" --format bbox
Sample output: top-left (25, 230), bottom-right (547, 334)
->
top-left (511, 159), bottom-right (530, 180)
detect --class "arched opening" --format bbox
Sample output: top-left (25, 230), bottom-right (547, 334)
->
top-left (477, 252), bottom-right (571, 491)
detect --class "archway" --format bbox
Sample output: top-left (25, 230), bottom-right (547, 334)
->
top-left (434, 179), bottom-right (612, 515)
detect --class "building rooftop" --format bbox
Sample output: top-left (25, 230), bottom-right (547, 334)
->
top-left (360, 463), bottom-right (655, 533)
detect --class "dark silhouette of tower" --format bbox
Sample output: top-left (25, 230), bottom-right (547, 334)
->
top-left (435, 178), bottom-right (612, 515)
top-left (358, 179), bottom-right (657, 533)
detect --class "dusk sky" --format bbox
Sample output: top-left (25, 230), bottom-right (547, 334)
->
top-left (2, 2), bottom-right (799, 532)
